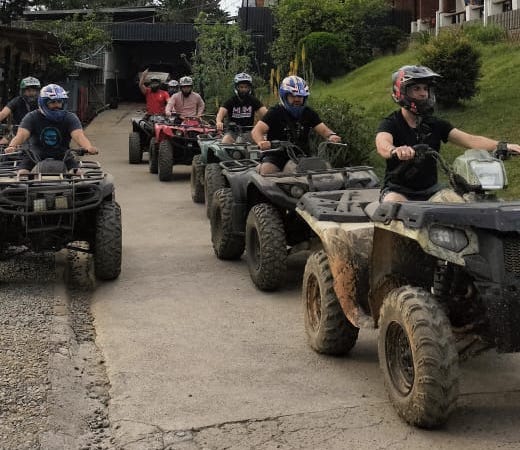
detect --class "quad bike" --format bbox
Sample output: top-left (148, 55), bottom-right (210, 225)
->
top-left (152, 114), bottom-right (216, 182)
top-left (191, 123), bottom-right (260, 214)
top-left (0, 147), bottom-right (122, 281)
top-left (128, 113), bottom-right (167, 164)
top-left (209, 140), bottom-right (379, 291)
top-left (296, 144), bottom-right (520, 428)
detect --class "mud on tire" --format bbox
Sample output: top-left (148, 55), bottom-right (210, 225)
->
top-left (378, 286), bottom-right (459, 428)
top-left (148, 137), bottom-right (158, 174)
top-left (94, 201), bottom-right (122, 280)
top-left (210, 188), bottom-right (244, 259)
top-left (191, 155), bottom-right (205, 203)
top-left (245, 203), bottom-right (287, 291)
top-left (129, 132), bottom-right (142, 164)
top-left (158, 140), bottom-right (173, 181)
top-left (303, 250), bottom-right (359, 355)
top-left (204, 163), bottom-right (226, 218)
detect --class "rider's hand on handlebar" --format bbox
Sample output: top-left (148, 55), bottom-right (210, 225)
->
top-left (216, 121), bottom-right (224, 132)
top-left (506, 143), bottom-right (520, 155)
top-left (86, 146), bottom-right (98, 155)
top-left (392, 145), bottom-right (415, 160)
top-left (328, 134), bottom-right (341, 143)
top-left (5, 145), bottom-right (17, 154)
top-left (258, 140), bottom-right (271, 151)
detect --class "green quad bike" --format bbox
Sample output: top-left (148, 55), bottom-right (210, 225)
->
top-left (210, 140), bottom-right (379, 291)
top-left (296, 144), bottom-right (520, 428)
top-left (0, 147), bottom-right (122, 283)
top-left (190, 123), bottom-right (260, 216)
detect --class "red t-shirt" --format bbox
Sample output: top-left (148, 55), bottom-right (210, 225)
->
top-left (144, 87), bottom-right (169, 114)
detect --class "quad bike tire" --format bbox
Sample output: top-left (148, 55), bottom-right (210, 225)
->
top-left (302, 250), bottom-right (359, 355)
top-left (210, 188), bottom-right (244, 260)
top-left (378, 285), bottom-right (459, 428)
top-left (129, 132), bottom-right (142, 164)
top-left (245, 203), bottom-right (287, 291)
top-left (191, 155), bottom-right (205, 203)
top-left (149, 137), bottom-right (158, 174)
top-left (94, 201), bottom-right (122, 280)
top-left (158, 140), bottom-right (173, 181)
top-left (204, 163), bottom-right (226, 218)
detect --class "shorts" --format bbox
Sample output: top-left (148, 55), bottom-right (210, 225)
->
top-left (18, 151), bottom-right (79, 171)
top-left (260, 152), bottom-right (289, 171)
top-left (380, 183), bottom-right (443, 202)
top-left (224, 130), bottom-right (252, 144)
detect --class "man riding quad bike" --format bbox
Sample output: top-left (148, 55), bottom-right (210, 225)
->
top-left (296, 144), bottom-right (520, 427)
top-left (209, 140), bottom-right (379, 291)
top-left (0, 146), bottom-right (122, 281)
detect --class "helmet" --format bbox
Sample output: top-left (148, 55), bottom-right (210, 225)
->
top-left (168, 80), bottom-right (179, 87)
top-left (233, 72), bottom-right (252, 97)
top-left (179, 76), bottom-right (193, 87)
top-left (20, 76), bottom-right (41, 95)
top-left (38, 84), bottom-right (68, 122)
top-left (279, 76), bottom-right (309, 119)
top-left (392, 65), bottom-right (440, 115)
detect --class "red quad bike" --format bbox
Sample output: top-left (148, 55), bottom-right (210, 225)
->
top-left (153, 115), bottom-right (216, 181)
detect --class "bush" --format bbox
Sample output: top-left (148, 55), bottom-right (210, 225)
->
top-left (419, 29), bottom-right (481, 106)
top-left (462, 23), bottom-right (507, 45)
top-left (369, 25), bottom-right (406, 55)
top-left (308, 97), bottom-right (373, 167)
top-left (299, 32), bottom-right (351, 82)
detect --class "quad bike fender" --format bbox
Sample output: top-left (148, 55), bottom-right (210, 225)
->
top-left (155, 124), bottom-right (174, 142)
top-left (297, 208), bottom-right (374, 328)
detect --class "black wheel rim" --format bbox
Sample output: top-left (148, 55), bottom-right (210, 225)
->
top-left (306, 273), bottom-right (321, 331)
top-left (386, 321), bottom-right (414, 396)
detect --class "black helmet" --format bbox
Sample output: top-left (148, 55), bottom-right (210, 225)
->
top-left (392, 65), bottom-right (440, 115)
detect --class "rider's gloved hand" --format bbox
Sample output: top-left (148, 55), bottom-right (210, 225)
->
top-left (258, 140), bottom-right (271, 150)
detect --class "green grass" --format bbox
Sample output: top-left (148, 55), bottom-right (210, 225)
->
top-left (311, 42), bottom-right (520, 199)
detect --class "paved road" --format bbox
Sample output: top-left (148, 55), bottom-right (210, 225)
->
top-left (88, 104), bottom-right (520, 450)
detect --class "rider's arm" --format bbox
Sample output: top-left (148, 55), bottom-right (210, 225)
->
top-left (139, 69), bottom-right (148, 96)
top-left (256, 106), bottom-right (268, 120)
top-left (0, 105), bottom-right (12, 122)
top-left (376, 131), bottom-right (397, 159)
top-left (197, 94), bottom-right (205, 117)
top-left (447, 128), bottom-right (520, 154)
top-left (252, 120), bottom-right (270, 150)
top-left (314, 122), bottom-right (341, 143)
top-left (71, 129), bottom-right (97, 154)
top-left (215, 107), bottom-right (228, 131)
top-left (165, 95), bottom-right (176, 116)
top-left (5, 127), bottom-right (30, 153)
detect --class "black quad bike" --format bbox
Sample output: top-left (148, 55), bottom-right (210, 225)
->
top-left (296, 144), bottom-right (520, 427)
top-left (128, 114), bottom-right (166, 164)
top-left (191, 123), bottom-right (259, 215)
top-left (0, 147), bottom-right (122, 282)
top-left (209, 140), bottom-right (379, 291)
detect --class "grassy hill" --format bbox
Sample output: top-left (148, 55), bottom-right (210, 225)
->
top-left (311, 42), bottom-right (520, 199)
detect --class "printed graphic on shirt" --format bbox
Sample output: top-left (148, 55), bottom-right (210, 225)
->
top-left (40, 127), bottom-right (61, 147)
top-left (231, 106), bottom-right (253, 119)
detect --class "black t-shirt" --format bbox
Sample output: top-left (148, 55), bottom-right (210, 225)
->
top-left (20, 110), bottom-right (82, 158)
top-left (262, 105), bottom-right (322, 152)
top-left (377, 110), bottom-right (453, 190)
top-left (6, 96), bottom-right (38, 125)
top-left (222, 95), bottom-right (263, 127)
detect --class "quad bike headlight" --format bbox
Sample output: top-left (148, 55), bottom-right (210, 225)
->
top-left (231, 150), bottom-right (244, 160)
top-left (55, 195), bottom-right (69, 209)
top-left (33, 198), bottom-right (47, 212)
top-left (429, 225), bottom-right (469, 252)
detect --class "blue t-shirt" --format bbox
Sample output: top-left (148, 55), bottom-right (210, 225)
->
top-left (19, 110), bottom-right (82, 158)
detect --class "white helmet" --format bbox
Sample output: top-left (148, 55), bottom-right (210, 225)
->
top-left (179, 76), bottom-right (193, 86)
top-left (168, 80), bottom-right (179, 87)
top-left (233, 72), bottom-right (252, 97)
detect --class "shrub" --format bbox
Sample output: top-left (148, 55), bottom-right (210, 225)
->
top-left (369, 25), bottom-right (406, 55)
top-left (299, 32), bottom-right (351, 82)
top-left (308, 97), bottom-right (373, 167)
top-left (419, 29), bottom-right (481, 106)
top-left (462, 23), bottom-right (507, 45)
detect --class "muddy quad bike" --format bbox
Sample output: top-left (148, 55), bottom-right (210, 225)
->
top-left (129, 113), bottom-right (166, 164)
top-left (296, 144), bottom-right (520, 428)
top-left (154, 115), bottom-right (216, 182)
top-left (0, 147), bottom-right (122, 281)
top-left (209, 140), bottom-right (379, 291)
top-left (192, 123), bottom-right (260, 214)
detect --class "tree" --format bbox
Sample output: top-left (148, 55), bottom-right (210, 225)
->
top-left (270, 0), bottom-right (389, 76)
top-left (192, 14), bottom-right (253, 111)
top-left (27, 14), bottom-right (110, 80)
top-left (1, 0), bottom-right (34, 24)
top-left (158, 0), bottom-right (228, 23)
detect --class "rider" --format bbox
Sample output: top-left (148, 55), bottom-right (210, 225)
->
top-left (215, 72), bottom-right (267, 144)
top-left (251, 75), bottom-right (341, 175)
top-left (0, 76), bottom-right (41, 144)
top-left (165, 76), bottom-right (205, 120)
top-left (5, 84), bottom-right (97, 174)
top-left (139, 69), bottom-right (169, 115)
top-left (375, 65), bottom-right (520, 202)
top-left (167, 79), bottom-right (180, 96)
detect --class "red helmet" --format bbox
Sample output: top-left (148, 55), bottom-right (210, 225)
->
top-left (392, 65), bottom-right (440, 115)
